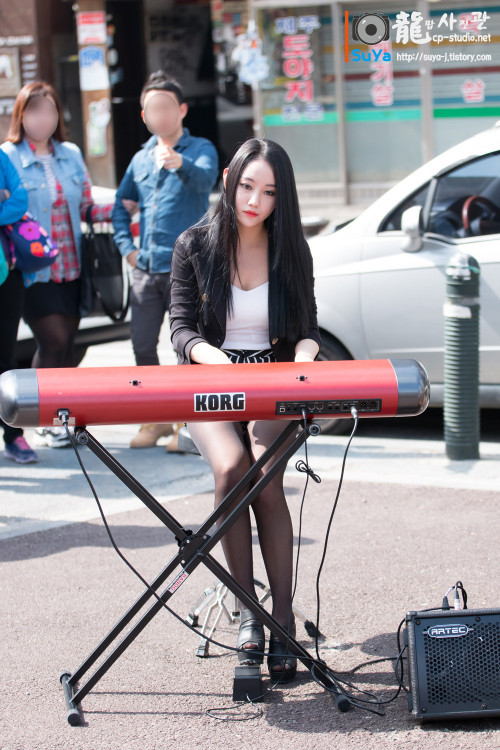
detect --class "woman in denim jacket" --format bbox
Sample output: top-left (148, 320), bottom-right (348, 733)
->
top-left (1, 81), bottom-right (114, 448)
top-left (0, 150), bottom-right (38, 463)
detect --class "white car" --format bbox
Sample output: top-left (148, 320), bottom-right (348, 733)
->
top-left (311, 123), bottom-right (500, 418)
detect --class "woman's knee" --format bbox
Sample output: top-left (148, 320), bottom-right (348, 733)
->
top-left (32, 320), bottom-right (72, 358)
top-left (214, 456), bottom-right (251, 499)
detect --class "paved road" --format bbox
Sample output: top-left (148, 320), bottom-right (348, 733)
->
top-left (2, 324), bottom-right (500, 749)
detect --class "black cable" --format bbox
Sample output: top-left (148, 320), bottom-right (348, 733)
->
top-left (205, 702), bottom-right (263, 721)
top-left (341, 644), bottom-right (408, 708)
top-left (307, 637), bottom-right (409, 716)
top-left (207, 413), bottom-right (324, 714)
top-left (314, 408), bottom-right (358, 663)
top-left (61, 419), bottom-right (298, 672)
top-left (62, 420), bottom-right (261, 659)
top-left (336, 600), bottom-right (465, 713)
top-left (304, 410), bottom-right (420, 716)
top-left (309, 663), bottom-right (386, 716)
top-left (62, 414), bottom-right (400, 718)
top-left (295, 460), bottom-right (321, 483)
top-left (395, 616), bottom-right (409, 694)
top-left (292, 413), bottom-right (311, 604)
top-left (207, 412), bottom-right (363, 713)
top-left (345, 656), bottom-right (402, 675)
top-left (455, 580), bottom-right (468, 609)
top-left (297, 408), bottom-right (399, 716)
top-left (61, 416), bottom-right (336, 718)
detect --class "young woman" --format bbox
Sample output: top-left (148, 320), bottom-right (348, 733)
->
top-left (170, 138), bottom-right (320, 682)
top-left (1, 82), bottom-right (115, 448)
top-left (0, 149), bottom-right (38, 463)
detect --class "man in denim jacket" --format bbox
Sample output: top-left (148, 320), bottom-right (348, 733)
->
top-left (112, 71), bottom-right (218, 448)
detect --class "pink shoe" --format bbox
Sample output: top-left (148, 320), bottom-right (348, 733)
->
top-left (4, 436), bottom-right (39, 464)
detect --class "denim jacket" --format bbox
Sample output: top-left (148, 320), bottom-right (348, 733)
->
top-left (1, 138), bottom-right (88, 285)
top-left (112, 129), bottom-right (218, 274)
top-left (0, 149), bottom-right (28, 225)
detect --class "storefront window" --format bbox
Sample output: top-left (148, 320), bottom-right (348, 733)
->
top-left (258, 6), bottom-right (339, 183)
top-left (211, 0), bottom-right (255, 165)
top-left (249, 0), bottom-right (500, 190)
top-left (343, 1), bottom-right (500, 183)
top-left (343, 6), bottom-right (425, 183)
top-left (429, 3), bottom-right (500, 154)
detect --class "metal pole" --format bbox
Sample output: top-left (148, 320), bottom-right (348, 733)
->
top-left (332, 1), bottom-right (349, 204)
top-left (249, 0), bottom-right (265, 139)
top-left (443, 252), bottom-right (481, 460)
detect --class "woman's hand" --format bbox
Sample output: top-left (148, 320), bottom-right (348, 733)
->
top-left (190, 342), bottom-right (232, 365)
top-left (294, 338), bottom-right (320, 362)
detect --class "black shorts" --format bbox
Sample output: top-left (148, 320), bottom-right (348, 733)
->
top-left (24, 278), bottom-right (81, 325)
top-left (222, 348), bottom-right (276, 364)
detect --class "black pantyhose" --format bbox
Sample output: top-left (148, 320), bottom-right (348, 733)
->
top-left (28, 313), bottom-right (80, 368)
top-left (186, 418), bottom-right (299, 629)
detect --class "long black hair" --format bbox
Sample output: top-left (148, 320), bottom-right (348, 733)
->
top-left (199, 138), bottom-right (314, 343)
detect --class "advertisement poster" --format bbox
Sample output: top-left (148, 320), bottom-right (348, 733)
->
top-left (77, 12), bottom-right (107, 46)
top-left (0, 48), bottom-right (21, 97)
top-left (79, 46), bottom-right (110, 92)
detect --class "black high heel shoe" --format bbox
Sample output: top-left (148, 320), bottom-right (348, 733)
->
top-left (267, 619), bottom-right (297, 683)
top-left (237, 608), bottom-right (265, 665)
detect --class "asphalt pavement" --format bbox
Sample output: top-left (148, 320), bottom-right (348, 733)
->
top-left (1, 325), bottom-right (500, 749)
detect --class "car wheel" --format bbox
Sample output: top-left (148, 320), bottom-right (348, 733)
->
top-left (316, 335), bottom-right (353, 435)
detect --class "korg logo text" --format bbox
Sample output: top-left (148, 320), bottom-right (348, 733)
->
top-left (194, 392), bottom-right (246, 412)
top-left (427, 623), bottom-right (473, 639)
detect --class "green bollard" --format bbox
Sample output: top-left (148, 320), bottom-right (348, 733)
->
top-left (443, 252), bottom-right (480, 460)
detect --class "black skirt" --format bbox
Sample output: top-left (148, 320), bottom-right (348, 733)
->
top-left (24, 278), bottom-right (81, 325)
top-left (222, 348), bottom-right (276, 364)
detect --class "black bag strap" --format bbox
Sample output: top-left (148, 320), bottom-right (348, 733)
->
top-left (93, 270), bottom-right (130, 323)
top-left (85, 204), bottom-right (95, 236)
top-left (83, 203), bottom-right (130, 323)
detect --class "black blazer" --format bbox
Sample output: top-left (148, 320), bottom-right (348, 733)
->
top-left (169, 226), bottom-right (321, 364)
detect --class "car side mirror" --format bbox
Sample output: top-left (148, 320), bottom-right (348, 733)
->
top-left (401, 205), bottom-right (423, 253)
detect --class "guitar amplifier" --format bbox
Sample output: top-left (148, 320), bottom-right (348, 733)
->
top-left (406, 608), bottom-right (500, 720)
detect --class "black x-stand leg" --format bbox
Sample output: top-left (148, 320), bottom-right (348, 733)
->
top-left (60, 419), bottom-right (350, 725)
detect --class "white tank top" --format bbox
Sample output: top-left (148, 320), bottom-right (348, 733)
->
top-left (222, 282), bottom-right (271, 350)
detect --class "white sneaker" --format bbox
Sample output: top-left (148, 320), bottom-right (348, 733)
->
top-left (35, 426), bottom-right (72, 448)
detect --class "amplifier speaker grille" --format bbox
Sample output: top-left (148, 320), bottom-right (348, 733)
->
top-left (406, 608), bottom-right (500, 720)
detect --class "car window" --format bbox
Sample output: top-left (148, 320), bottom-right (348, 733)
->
top-left (428, 152), bottom-right (500, 238)
top-left (379, 184), bottom-right (429, 232)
